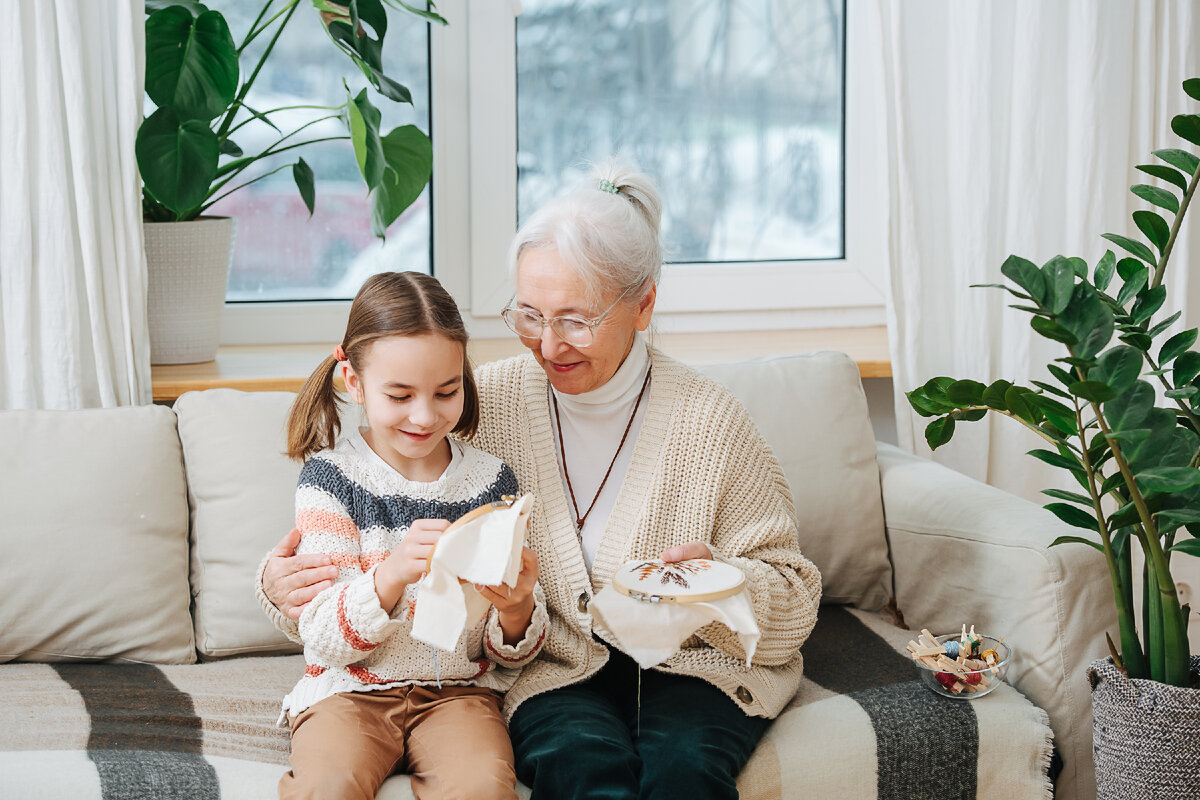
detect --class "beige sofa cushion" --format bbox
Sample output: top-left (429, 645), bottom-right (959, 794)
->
top-left (696, 352), bottom-right (891, 609)
top-left (0, 405), bottom-right (194, 663)
top-left (174, 390), bottom-right (307, 657)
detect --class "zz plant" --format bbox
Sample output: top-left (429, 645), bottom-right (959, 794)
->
top-left (137, 0), bottom-right (442, 237)
top-left (907, 78), bottom-right (1200, 688)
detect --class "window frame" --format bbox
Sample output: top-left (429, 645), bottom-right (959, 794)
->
top-left (220, 0), bottom-right (885, 345)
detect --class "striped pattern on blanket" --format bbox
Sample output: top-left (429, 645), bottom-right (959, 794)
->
top-left (0, 607), bottom-right (1054, 800)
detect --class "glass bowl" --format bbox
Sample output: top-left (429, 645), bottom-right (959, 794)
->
top-left (912, 633), bottom-right (1011, 699)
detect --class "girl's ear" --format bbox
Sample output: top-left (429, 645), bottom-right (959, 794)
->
top-left (343, 363), bottom-right (364, 404)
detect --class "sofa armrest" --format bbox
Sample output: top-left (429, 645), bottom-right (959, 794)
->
top-left (876, 442), bottom-right (1111, 800)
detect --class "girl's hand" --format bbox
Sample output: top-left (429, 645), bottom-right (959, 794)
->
top-left (661, 541), bottom-right (713, 562)
top-left (375, 519), bottom-right (449, 611)
top-left (264, 528), bottom-right (339, 621)
top-left (476, 547), bottom-right (539, 645)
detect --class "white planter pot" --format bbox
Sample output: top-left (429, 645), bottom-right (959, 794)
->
top-left (145, 217), bottom-right (236, 365)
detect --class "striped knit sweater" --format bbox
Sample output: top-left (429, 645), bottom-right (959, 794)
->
top-left (465, 347), bottom-right (822, 719)
top-left (278, 432), bottom-right (548, 720)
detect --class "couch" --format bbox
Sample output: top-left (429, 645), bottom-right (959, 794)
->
top-left (0, 351), bottom-right (1112, 800)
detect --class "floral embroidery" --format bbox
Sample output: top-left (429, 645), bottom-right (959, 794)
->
top-left (632, 559), bottom-right (711, 589)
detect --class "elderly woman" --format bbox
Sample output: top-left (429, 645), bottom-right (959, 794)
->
top-left (260, 162), bottom-right (821, 799)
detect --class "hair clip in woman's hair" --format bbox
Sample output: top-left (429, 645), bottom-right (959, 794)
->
top-left (597, 178), bottom-right (620, 195)
top-left (333, 344), bottom-right (347, 362)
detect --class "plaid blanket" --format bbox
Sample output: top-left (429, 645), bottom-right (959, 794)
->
top-left (0, 607), bottom-right (1053, 799)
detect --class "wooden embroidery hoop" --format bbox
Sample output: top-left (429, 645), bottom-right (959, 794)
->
top-left (612, 558), bottom-right (746, 604)
top-left (424, 495), bottom-right (529, 576)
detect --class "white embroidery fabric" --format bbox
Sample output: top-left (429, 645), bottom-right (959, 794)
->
top-left (411, 494), bottom-right (533, 652)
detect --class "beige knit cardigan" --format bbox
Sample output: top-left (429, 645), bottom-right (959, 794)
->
top-left (467, 347), bottom-right (821, 719)
top-left (262, 347), bottom-right (822, 719)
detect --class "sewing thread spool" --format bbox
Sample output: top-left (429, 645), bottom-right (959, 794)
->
top-left (943, 640), bottom-right (960, 659)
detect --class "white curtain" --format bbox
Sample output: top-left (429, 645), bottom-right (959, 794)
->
top-left (880, 0), bottom-right (1200, 503)
top-left (0, 0), bottom-right (150, 409)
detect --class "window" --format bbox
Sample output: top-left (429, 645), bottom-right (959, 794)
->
top-left (222, 0), bottom-right (884, 345)
top-left (210, 4), bottom-right (432, 303)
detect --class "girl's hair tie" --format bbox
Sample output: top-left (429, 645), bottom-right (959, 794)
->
top-left (333, 344), bottom-right (347, 362)
top-left (597, 178), bottom-right (620, 195)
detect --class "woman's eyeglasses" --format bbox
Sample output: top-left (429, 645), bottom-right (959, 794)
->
top-left (501, 288), bottom-right (632, 348)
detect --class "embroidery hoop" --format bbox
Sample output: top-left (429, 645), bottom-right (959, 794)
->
top-left (424, 494), bottom-right (531, 576)
top-left (611, 558), bottom-right (746, 604)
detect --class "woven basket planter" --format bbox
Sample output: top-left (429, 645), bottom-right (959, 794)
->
top-left (1088, 656), bottom-right (1200, 800)
top-left (145, 217), bottom-right (236, 365)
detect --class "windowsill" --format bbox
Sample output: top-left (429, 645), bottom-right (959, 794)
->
top-left (150, 326), bottom-right (890, 403)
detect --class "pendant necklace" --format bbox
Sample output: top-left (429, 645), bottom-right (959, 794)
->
top-left (552, 367), bottom-right (652, 535)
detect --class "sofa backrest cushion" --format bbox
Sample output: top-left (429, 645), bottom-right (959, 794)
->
top-left (695, 352), bottom-right (891, 609)
top-left (0, 405), bottom-right (195, 664)
top-left (174, 389), bottom-right (309, 657)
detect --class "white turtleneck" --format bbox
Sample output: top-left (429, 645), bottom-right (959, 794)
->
top-left (549, 338), bottom-right (651, 571)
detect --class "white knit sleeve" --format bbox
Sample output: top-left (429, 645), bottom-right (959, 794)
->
top-left (699, 403), bottom-right (822, 666)
top-left (298, 566), bottom-right (401, 666)
top-left (483, 582), bottom-right (549, 669)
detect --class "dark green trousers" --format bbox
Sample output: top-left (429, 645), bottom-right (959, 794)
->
top-left (509, 645), bottom-right (771, 800)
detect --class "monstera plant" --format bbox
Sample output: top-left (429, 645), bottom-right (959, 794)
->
top-left (906, 79), bottom-right (1200, 691)
top-left (137, 0), bottom-right (440, 237)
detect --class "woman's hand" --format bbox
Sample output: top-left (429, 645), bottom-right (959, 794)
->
top-left (374, 519), bottom-right (449, 611)
top-left (264, 529), bottom-right (339, 621)
top-left (476, 547), bottom-right (539, 645)
top-left (660, 541), bottom-right (713, 562)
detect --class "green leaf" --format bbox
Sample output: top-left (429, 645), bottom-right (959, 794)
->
top-left (1045, 503), bottom-right (1100, 531)
top-left (1160, 329), bottom-right (1198, 366)
top-left (1154, 148), bottom-right (1200, 176)
top-left (387, 0), bottom-right (451, 25)
top-left (972, 283), bottom-right (1033, 301)
top-left (1058, 283), bottom-right (1115, 360)
top-left (1171, 113), bottom-right (1200, 147)
top-left (924, 416), bottom-right (955, 450)
top-left (219, 138), bottom-right (242, 157)
top-left (144, 7), bottom-right (238, 122)
top-left (1100, 471), bottom-right (1128, 496)
top-left (1157, 509), bottom-right (1200, 530)
top-left (1031, 379), bottom-right (1072, 400)
top-left (1049, 535), bottom-right (1103, 552)
top-left (347, 88), bottom-right (386, 187)
top-left (1108, 501), bottom-right (1143, 529)
top-left (906, 388), bottom-right (946, 417)
top-left (1048, 364), bottom-right (1076, 388)
top-left (946, 379), bottom-right (987, 405)
top-left (1170, 537), bottom-right (1200, 557)
top-left (1165, 386), bottom-right (1200, 400)
top-left (1042, 255), bottom-right (1076, 314)
top-left (135, 108), bottom-right (219, 215)
top-left (1067, 257), bottom-right (1088, 278)
top-left (1031, 316), bottom-right (1078, 344)
top-left (1131, 184), bottom-right (1180, 215)
top-left (1136, 467), bottom-right (1200, 493)
top-left (1094, 250), bottom-right (1117, 292)
top-left (1131, 285), bottom-right (1166, 325)
top-left (1094, 346), bottom-right (1144, 395)
top-left (1133, 210), bottom-right (1172, 253)
top-left (1005, 386), bottom-right (1036, 423)
top-left (369, 124), bottom-right (434, 238)
top-left (1102, 232), bottom-right (1157, 266)
top-left (1148, 311), bottom-right (1183, 339)
top-left (982, 379), bottom-right (1013, 410)
top-left (1027, 393), bottom-right (1078, 434)
top-left (1185, 79), bottom-right (1200, 102)
top-left (951, 408), bottom-right (988, 422)
top-left (1001, 255), bottom-right (1046, 305)
top-left (1136, 163), bottom-right (1189, 192)
top-left (1104, 381), bottom-right (1156, 433)
top-left (1070, 380), bottom-right (1117, 403)
top-left (1172, 352), bottom-right (1200, 385)
top-left (1028, 447), bottom-right (1084, 472)
top-left (293, 158), bottom-right (315, 217)
top-left (1119, 331), bottom-right (1154, 351)
top-left (1116, 267), bottom-right (1149, 308)
top-left (1042, 488), bottom-right (1094, 506)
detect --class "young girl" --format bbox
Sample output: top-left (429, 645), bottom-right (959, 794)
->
top-left (279, 271), bottom-right (546, 800)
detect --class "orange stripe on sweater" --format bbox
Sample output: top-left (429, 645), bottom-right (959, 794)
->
top-left (345, 664), bottom-right (390, 684)
top-left (337, 587), bottom-right (379, 652)
top-left (296, 508), bottom-right (360, 540)
top-left (360, 551), bottom-right (388, 571)
top-left (304, 665), bottom-right (328, 678)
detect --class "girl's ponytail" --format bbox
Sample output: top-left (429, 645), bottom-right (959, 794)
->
top-left (286, 354), bottom-right (344, 462)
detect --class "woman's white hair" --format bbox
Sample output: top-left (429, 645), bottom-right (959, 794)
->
top-left (506, 158), bottom-right (663, 307)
